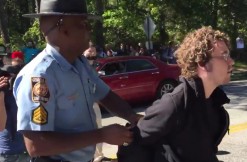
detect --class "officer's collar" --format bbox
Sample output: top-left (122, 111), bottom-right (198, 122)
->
top-left (45, 43), bottom-right (77, 71)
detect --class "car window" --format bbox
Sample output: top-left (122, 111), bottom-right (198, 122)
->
top-left (102, 62), bottom-right (126, 76)
top-left (126, 59), bottom-right (156, 72)
top-left (92, 61), bottom-right (100, 70)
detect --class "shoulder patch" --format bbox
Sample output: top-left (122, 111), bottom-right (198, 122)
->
top-left (32, 104), bottom-right (48, 125)
top-left (31, 77), bottom-right (50, 103)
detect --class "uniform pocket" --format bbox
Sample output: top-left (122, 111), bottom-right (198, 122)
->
top-left (87, 79), bottom-right (96, 94)
top-left (57, 95), bottom-right (76, 110)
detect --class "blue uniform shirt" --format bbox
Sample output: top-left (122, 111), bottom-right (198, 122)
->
top-left (14, 44), bottom-right (110, 162)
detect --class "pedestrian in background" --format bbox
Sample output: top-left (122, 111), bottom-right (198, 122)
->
top-left (118, 26), bottom-right (234, 162)
top-left (117, 43), bottom-right (128, 56)
top-left (0, 54), bottom-right (29, 162)
top-left (138, 46), bottom-right (149, 56)
top-left (84, 41), bottom-right (115, 162)
top-left (236, 35), bottom-right (245, 60)
top-left (14, 0), bottom-right (142, 162)
top-left (21, 40), bottom-right (40, 64)
top-left (84, 40), bottom-right (97, 64)
top-left (105, 44), bottom-right (116, 57)
top-left (129, 45), bottom-right (138, 56)
top-left (161, 41), bottom-right (176, 64)
top-left (97, 47), bottom-right (107, 58)
top-left (10, 51), bottom-right (24, 66)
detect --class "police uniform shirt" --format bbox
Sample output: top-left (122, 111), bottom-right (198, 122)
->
top-left (13, 44), bottom-right (110, 162)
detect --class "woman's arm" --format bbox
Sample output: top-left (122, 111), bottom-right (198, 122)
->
top-left (0, 91), bottom-right (6, 131)
top-left (0, 76), bottom-right (9, 131)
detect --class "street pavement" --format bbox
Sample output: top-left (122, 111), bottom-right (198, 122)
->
top-left (217, 80), bottom-right (247, 162)
top-left (101, 80), bottom-right (247, 162)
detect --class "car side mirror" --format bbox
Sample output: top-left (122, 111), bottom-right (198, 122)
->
top-left (98, 70), bottom-right (106, 76)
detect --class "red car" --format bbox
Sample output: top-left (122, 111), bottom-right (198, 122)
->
top-left (94, 56), bottom-right (180, 104)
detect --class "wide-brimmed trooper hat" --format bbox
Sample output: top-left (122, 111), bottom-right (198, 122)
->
top-left (23, 0), bottom-right (100, 20)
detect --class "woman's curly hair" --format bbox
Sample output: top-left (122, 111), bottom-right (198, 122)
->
top-left (175, 26), bottom-right (230, 78)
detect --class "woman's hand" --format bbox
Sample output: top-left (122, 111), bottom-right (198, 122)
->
top-left (0, 76), bottom-right (9, 90)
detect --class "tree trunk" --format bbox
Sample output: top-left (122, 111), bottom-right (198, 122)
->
top-left (0, 0), bottom-right (10, 44)
top-left (18, 0), bottom-right (31, 33)
top-left (211, 0), bottom-right (219, 28)
top-left (94, 0), bottom-right (105, 49)
top-left (158, 9), bottom-right (168, 43)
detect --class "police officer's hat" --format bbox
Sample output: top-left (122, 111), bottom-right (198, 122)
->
top-left (23, 0), bottom-right (100, 20)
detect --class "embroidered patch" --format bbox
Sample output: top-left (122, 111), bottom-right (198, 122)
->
top-left (32, 104), bottom-right (48, 125)
top-left (31, 77), bottom-right (50, 103)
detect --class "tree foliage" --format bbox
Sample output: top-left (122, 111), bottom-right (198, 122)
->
top-left (0, 0), bottom-right (247, 51)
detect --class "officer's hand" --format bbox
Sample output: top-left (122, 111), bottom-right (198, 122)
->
top-left (100, 124), bottom-right (133, 145)
top-left (128, 114), bottom-right (143, 128)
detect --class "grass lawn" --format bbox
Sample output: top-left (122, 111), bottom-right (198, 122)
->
top-left (231, 60), bottom-right (247, 81)
top-left (234, 61), bottom-right (247, 69)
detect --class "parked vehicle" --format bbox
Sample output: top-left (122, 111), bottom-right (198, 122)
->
top-left (93, 56), bottom-right (180, 104)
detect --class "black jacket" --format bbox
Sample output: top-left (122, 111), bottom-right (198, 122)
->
top-left (118, 77), bottom-right (230, 162)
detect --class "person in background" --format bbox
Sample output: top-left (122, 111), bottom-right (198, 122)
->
top-left (119, 26), bottom-right (234, 162)
top-left (11, 51), bottom-right (24, 66)
top-left (106, 50), bottom-right (114, 57)
top-left (105, 44), bottom-right (117, 57)
top-left (97, 47), bottom-right (107, 58)
top-left (117, 43), bottom-right (128, 56)
top-left (84, 44), bottom-right (114, 162)
top-left (22, 40), bottom-right (40, 64)
top-left (129, 45), bottom-right (138, 56)
top-left (161, 41), bottom-right (176, 64)
top-left (236, 35), bottom-right (245, 60)
top-left (0, 54), bottom-right (29, 162)
top-left (1, 51), bottom-right (25, 76)
top-left (84, 40), bottom-right (97, 63)
top-left (14, 0), bottom-right (142, 162)
top-left (0, 44), bottom-right (7, 68)
top-left (0, 45), bottom-right (10, 131)
top-left (137, 42), bottom-right (143, 52)
top-left (138, 46), bottom-right (149, 56)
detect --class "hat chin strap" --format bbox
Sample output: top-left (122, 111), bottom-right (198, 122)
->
top-left (44, 18), bottom-right (63, 35)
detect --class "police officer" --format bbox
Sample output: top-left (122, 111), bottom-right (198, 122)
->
top-left (13, 0), bottom-right (142, 162)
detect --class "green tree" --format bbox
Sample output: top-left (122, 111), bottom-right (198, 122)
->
top-left (1, 0), bottom-right (247, 53)
top-left (0, 0), bottom-right (10, 44)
